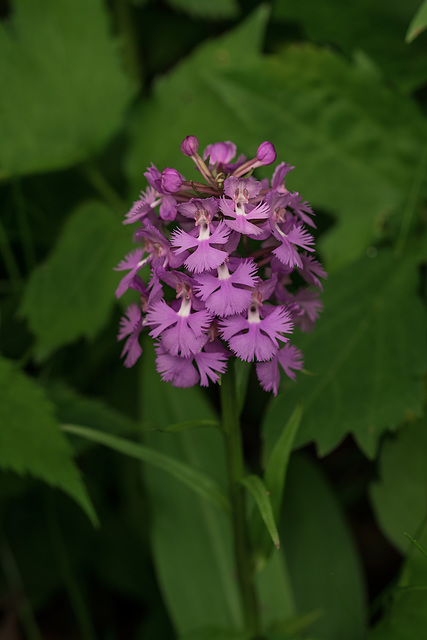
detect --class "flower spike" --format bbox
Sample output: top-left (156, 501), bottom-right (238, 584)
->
top-left (115, 136), bottom-right (325, 392)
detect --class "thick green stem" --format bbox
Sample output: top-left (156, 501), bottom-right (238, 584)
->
top-left (220, 362), bottom-right (261, 637)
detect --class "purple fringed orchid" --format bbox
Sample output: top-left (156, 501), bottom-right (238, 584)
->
top-left (115, 136), bottom-right (326, 394)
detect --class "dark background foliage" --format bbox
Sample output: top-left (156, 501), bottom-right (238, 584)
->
top-left (1, 1), bottom-right (427, 639)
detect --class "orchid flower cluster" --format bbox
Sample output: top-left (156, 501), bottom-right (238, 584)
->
top-left (115, 136), bottom-right (326, 395)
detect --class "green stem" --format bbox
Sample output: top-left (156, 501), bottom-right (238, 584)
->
top-left (220, 362), bottom-right (261, 637)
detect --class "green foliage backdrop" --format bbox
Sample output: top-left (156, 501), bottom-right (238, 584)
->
top-left (1, 0), bottom-right (427, 639)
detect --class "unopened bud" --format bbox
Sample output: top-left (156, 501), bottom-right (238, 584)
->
top-left (180, 135), bottom-right (199, 157)
top-left (161, 168), bottom-right (182, 194)
top-left (256, 141), bottom-right (276, 166)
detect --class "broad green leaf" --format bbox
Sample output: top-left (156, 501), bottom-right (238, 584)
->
top-left (370, 418), bottom-right (427, 554)
top-left (255, 550), bottom-right (296, 629)
top-left (0, 356), bottom-right (97, 525)
top-left (240, 475), bottom-right (280, 549)
top-left (0, 0), bottom-right (134, 178)
top-left (61, 425), bottom-right (230, 514)
top-left (263, 249), bottom-right (426, 458)
top-left (203, 52), bottom-right (427, 270)
top-left (406, 0), bottom-right (427, 41)
top-left (20, 201), bottom-right (129, 360)
top-left (127, 15), bottom-right (427, 270)
top-left (368, 529), bottom-right (427, 639)
top-left (282, 454), bottom-right (366, 640)
top-left (273, 0), bottom-right (427, 92)
top-left (166, 0), bottom-right (239, 19)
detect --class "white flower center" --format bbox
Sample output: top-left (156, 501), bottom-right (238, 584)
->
top-left (198, 222), bottom-right (210, 241)
top-left (217, 263), bottom-right (230, 280)
top-left (248, 304), bottom-right (260, 324)
top-left (178, 297), bottom-right (192, 318)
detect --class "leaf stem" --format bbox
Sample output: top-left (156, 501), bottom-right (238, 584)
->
top-left (220, 361), bottom-right (261, 637)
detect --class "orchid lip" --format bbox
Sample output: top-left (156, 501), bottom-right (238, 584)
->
top-left (178, 298), bottom-right (192, 317)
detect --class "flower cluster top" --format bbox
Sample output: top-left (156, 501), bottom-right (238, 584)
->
top-left (115, 136), bottom-right (326, 395)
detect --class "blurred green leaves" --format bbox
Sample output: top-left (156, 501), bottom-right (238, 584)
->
top-left (20, 201), bottom-right (128, 360)
top-left (263, 249), bottom-right (426, 458)
top-left (281, 455), bottom-right (366, 640)
top-left (1, 0), bottom-right (427, 636)
top-left (0, 356), bottom-right (96, 524)
top-left (370, 418), bottom-right (427, 554)
top-left (0, 0), bottom-right (134, 178)
top-left (368, 531), bottom-right (427, 639)
top-left (273, 0), bottom-right (427, 92)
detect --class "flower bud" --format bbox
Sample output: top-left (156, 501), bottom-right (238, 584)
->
top-left (180, 135), bottom-right (199, 157)
top-left (256, 141), bottom-right (276, 166)
top-left (161, 167), bottom-right (182, 194)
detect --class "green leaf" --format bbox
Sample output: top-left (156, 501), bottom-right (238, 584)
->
top-left (0, 0), bottom-right (134, 178)
top-left (407, 0), bottom-right (427, 43)
top-left (203, 51), bottom-right (427, 270)
top-left (0, 356), bottom-right (97, 525)
top-left (166, 0), bottom-right (239, 19)
top-left (273, 0), bottom-right (427, 92)
top-left (252, 404), bottom-right (302, 566)
top-left (240, 475), bottom-right (280, 549)
top-left (264, 403), bottom-right (302, 520)
top-left (368, 529), bottom-right (427, 639)
top-left (61, 424), bottom-right (230, 514)
top-left (20, 201), bottom-right (129, 360)
top-left (127, 14), bottom-right (427, 270)
top-left (254, 549), bottom-right (296, 629)
top-left (282, 454), bottom-right (367, 640)
top-left (263, 249), bottom-right (426, 458)
top-left (370, 418), bottom-right (427, 554)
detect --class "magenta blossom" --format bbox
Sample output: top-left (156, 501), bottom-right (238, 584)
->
top-left (115, 136), bottom-right (326, 394)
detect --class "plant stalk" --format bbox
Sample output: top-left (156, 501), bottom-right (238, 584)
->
top-left (220, 361), bottom-right (261, 637)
